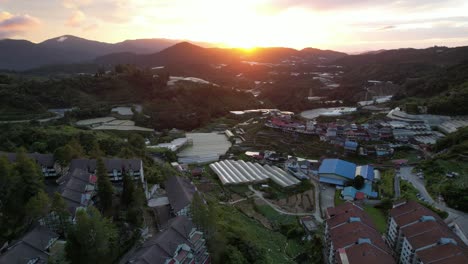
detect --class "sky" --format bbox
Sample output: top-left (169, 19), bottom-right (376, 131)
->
top-left (1, 0), bottom-right (468, 52)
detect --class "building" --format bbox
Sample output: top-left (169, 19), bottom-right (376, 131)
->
top-left (126, 216), bottom-right (210, 264)
top-left (65, 158), bottom-right (144, 182)
top-left (0, 226), bottom-right (59, 264)
top-left (57, 168), bottom-right (98, 216)
top-left (344, 141), bottom-right (359, 152)
top-left (386, 200), bottom-right (468, 264)
top-left (164, 176), bottom-right (197, 216)
top-left (319, 159), bottom-right (357, 186)
top-left (1, 152), bottom-right (57, 177)
top-left (325, 203), bottom-right (395, 264)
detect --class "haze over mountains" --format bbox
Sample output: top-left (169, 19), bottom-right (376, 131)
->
top-left (0, 35), bottom-right (215, 70)
top-left (0, 35), bottom-right (349, 70)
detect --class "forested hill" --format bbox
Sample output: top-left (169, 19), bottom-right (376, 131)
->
top-left (337, 46), bottom-right (468, 86)
top-left (0, 65), bottom-right (259, 130)
top-left (95, 42), bottom-right (348, 67)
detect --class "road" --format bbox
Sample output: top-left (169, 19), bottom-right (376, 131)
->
top-left (394, 169), bottom-right (401, 198)
top-left (400, 166), bottom-right (468, 244)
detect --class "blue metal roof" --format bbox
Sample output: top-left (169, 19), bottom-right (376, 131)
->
top-left (344, 141), bottom-right (358, 150)
top-left (318, 159), bottom-right (356, 180)
top-left (342, 186), bottom-right (357, 198)
top-left (356, 165), bottom-right (375, 181)
top-left (319, 177), bottom-right (346, 186)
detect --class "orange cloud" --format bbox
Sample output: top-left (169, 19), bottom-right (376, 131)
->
top-left (0, 11), bottom-right (41, 38)
top-left (66, 10), bottom-right (86, 27)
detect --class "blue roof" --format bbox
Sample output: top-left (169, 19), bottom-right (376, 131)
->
top-left (342, 186), bottom-right (357, 198)
top-left (344, 141), bottom-right (358, 150)
top-left (318, 159), bottom-right (356, 180)
top-left (341, 182), bottom-right (378, 199)
top-left (356, 165), bottom-right (374, 181)
top-left (319, 177), bottom-right (346, 186)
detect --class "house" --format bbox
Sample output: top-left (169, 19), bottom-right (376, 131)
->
top-left (344, 141), bottom-right (358, 152)
top-left (324, 203), bottom-right (395, 264)
top-left (0, 226), bottom-right (59, 264)
top-left (58, 168), bottom-right (97, 216)
top-left (65, 158), bottom-right (144, 182)
top-left (386, 200), bottom-right (468, 264)
top-left (355, 165), bottom-right (374, 181)
top-left (164, 176), bottom-right (197, 216)
top-left (300, 216), bottom-right (318, 237)
top-left (126, 216), bottom-right (210, 264)
top-left (319, 159), bottom-right (357, 186)
top-left (1, 152), bottom-right (57, 177)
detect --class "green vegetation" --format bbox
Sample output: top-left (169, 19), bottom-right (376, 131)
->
top-left (363, 206), bottom-right (387, 233)
top-left (334, 190), bottom-right (344, 206)
top-left (203, 203), bottom-right (304, 264)
top-left (254, 204), bottom-right (298, 227)
top-left (0, 151), bottom-right (45, 243)
top-left (353, 175), bottom-right (365, 189)
top-left (378, 169), bottom-right (394, 198)
top-left (65, 206), bottom-right (118, 264)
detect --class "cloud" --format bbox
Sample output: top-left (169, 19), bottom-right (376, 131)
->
top-left (0, 11), bottom-right (41, 38)
top-left (379, 25), bottom-right (395, 30)
top-left (83, 23), bottom-right (98, 31)
top-left (267, 0), bottom-right (459, 11)
top-left (63, 0), bottom-right (93, 9)
top-left (66, 10), bottom-right (86, 27)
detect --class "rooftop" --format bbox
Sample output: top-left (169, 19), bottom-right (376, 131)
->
top-left (319, 159), bottom-right (357, 179)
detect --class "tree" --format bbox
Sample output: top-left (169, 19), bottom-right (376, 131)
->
top-left (96, 158), bottom-right (113, 213)
top-left (121, 172), bottom-right (135, 208)
top-left (353, 175), bottom-right (365, 190)
top-left (50, 192), bottom-right (71, 235)
top-left (65, 206), bottom-right (117, 264)
top-left (89, 140), bottom-right (104, 158)
top-left (25, 189), bottom-right (50, 222)
top-left (14, 150), bottom-right (44, 202)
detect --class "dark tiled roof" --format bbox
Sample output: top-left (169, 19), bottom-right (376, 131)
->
top-left (326, 203), bottom-right (395, 264)
top-left (0, 152), bottom-right (55, 167)
top-left (59, 168), bottom-right (94, 214)
top-left (392, 201), bottom-right (468, 263)
top-left (337, 242), bottom-right (396, 264)
top-left (390, 200), bottom-right (440, 227)
top-left (69, 158), bottom-right (141, 173)
top-left (0, 226), bottom-right (58, 264)
top-left (128, 216), bottom-right (194, 264)
top-left (164, 176), bottom-right (196, 213)
top-left (417, 243), bottom-right (468, 264)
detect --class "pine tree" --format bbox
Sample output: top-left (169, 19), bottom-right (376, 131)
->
top-left (25, 189), bottom-right (50, 222)
top-left (96, 158), bottom-right (113, 213)
top-left (65, 206), bottom-right (117, 264)
top-left (121, 172), bottom-right (135, 208)
top-left (51, 192), bottom-right (71, 235)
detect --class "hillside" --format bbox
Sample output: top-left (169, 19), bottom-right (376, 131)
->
top-left (0, 36), bottom-right (212, 70)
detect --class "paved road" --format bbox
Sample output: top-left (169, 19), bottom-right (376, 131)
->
top-left (394, 169), bottom-right (401, 198)
top-left (319, 184), bottom-right (335, 218)
top-left (400, 166), bottom-right (468, 244)
top-left (400, 166), bottom-right (434, 204)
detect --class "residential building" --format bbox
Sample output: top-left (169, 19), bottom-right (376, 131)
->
top-left (1, 152), bottom-right (57, 177)
top-left (126, 216), bottom-right (210, 264)
top-left (164, 176), bottom-right (197, 216)
top-left (65, 158), bottom-right (144, 182)
top-left (0, 226), bottom-right (59, 264)
top-left (57, 168), bottom-right (98, 216)
top-left (324, 203), bottom-right (395, 264)
top-left (386, 200), bottom-right (468, 264)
